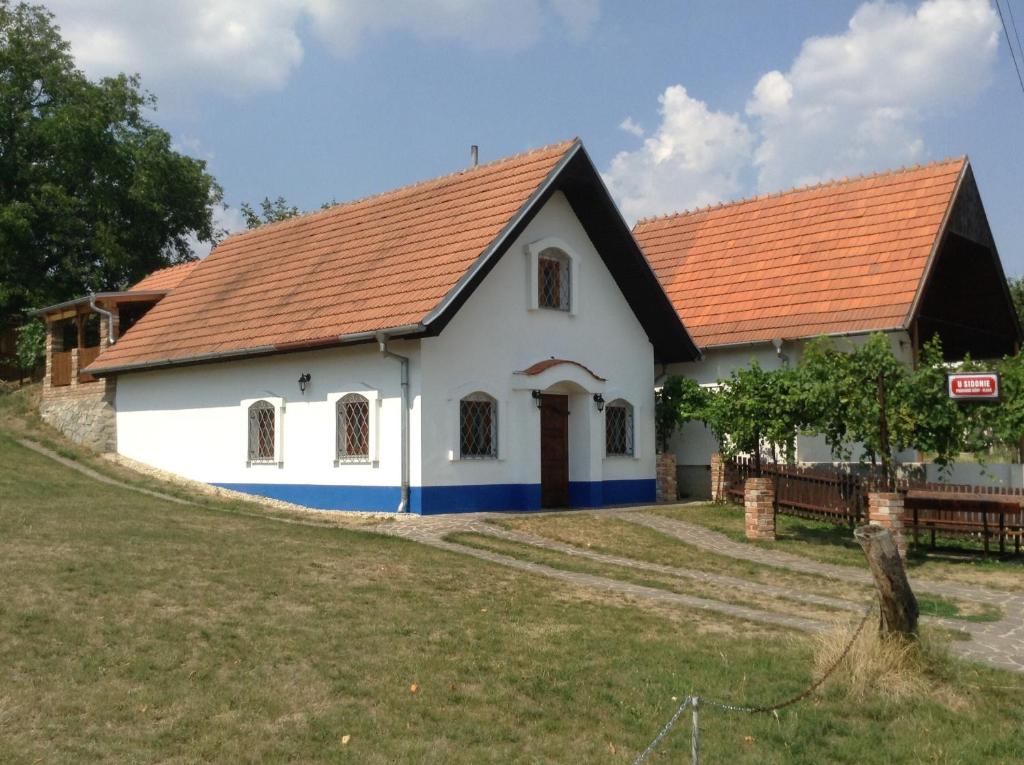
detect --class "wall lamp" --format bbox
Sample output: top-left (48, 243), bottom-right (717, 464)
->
top-left (531, 389), bottom-right (543, 408)
top-left (593, 393), bottom-right (605, 412)
top-left (298, 372), bottom-right (312, 394)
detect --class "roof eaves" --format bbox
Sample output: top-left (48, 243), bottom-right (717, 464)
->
top-left (421, 139), bottom-right (582, 327)
top-left (33, 290), bottom-right (169, 317)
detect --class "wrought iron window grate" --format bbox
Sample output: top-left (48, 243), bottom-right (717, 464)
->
top-left (460, 394), bottom-right (497, 459)
top-left (248, 400), bottom-right (276, 463)
top-left (605, 401), bottom-right (634, 456)
top-left (337, 394), bottom-right (370, 462)
top-left (538, 251), bottom-right (570, 311)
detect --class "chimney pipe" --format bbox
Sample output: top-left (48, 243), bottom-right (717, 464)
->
top-left (470, 144), bottom-right (479, 168)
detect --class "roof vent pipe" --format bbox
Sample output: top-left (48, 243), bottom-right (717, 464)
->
top-left (470, 145), bottom-right (479, 168)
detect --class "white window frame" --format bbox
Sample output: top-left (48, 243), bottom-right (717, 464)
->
top-left (525, 237), bottom-right (579, 316)
top-left (242, 396), bottom-right (285, 467)
top-left (327, 389), bottom-right (380, 467)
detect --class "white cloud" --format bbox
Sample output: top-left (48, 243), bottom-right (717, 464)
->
top-left (188, 204), bottom-right (247, 259)
top-left (619, 117), bottom-right (645, 137)
top-left (603, 86), bottom-right (753, 222)
top-left (747, 0), bottom-right (999, 190)
top-left (606, 0), bottom-right (1000, 220)
top-left (46, 0), bottom-right (601, 94)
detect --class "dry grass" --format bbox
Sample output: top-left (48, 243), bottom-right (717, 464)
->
top-left (814, 620), bottom-right (952, 703)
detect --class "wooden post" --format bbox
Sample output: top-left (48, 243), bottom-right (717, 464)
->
top-left (854, 525), bottom-right (918, 637)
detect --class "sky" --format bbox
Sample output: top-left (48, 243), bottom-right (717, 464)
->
top-left (42, 0), bottom-right (1024, 274)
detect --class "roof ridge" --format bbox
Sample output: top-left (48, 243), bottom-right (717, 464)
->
top-left (633, 155), bottom-right (967, 227)
top-left (220, 138), bottom-right (579, 244)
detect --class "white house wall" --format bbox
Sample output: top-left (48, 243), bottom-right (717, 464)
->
top-left (417, 190), bottom-right (658, 513)
top-left (115, 341), bottom-right (422, 511)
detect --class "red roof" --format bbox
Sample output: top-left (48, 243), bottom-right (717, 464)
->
top-left (130, 261), bottom-right (199, 292)
top-left (632, 158), bottom-right (967, 349)
top-left (90, 140), bottom-right (577, 372)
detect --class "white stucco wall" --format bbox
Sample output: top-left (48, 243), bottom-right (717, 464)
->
top-left (419, 190), bottom-right (657, 497)
top-left (115, 341), bottom-right (422, 496)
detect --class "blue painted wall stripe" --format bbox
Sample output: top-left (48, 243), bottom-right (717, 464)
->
top-left (213, 479), bottom-right (656, 515)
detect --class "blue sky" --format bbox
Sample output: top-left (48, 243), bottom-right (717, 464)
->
top-left (46, 1), bottom-right (1024, 274)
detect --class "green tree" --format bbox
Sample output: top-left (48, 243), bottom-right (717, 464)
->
top-left (240, 196), bottom-right (300, 229)
top-left (654, 375), bottom-right (709, 453)
top-left (1007, 276), bottom-right (1024, 327)
top-left (0, 2), bottom-right (221, 324)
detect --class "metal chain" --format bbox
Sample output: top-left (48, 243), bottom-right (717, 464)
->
top-left (632, 696), bottom-right (691, 765)
top-left (702, 600), bottom-right (875, 714)
top-left (632, 600), bottom-right (876, 763)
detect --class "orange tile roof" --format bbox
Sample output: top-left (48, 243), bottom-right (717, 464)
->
top-left (632, 157), bottom-right (967, 349)
top-left (130, 261), bottom-right (199, 292)
top-left (90, 140), bottom-right (578, 372)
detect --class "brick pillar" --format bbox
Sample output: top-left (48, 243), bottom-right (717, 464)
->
top-left (710, 453), bottom-right (725, 502)
top-left (868, 492), bottom-right (907, 559)
top-left (656, 452), bottom-right (677, 503)
top-left (744, 477), bottom-right (776, 540)
top-left (43, 319), bottom-right (60, 393)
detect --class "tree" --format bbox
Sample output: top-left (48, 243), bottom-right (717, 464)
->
top-left (0, 2), bottom-right (221, 325)
top-left (1007, 276), bottom-right (1024, 327)
top-left (240, 196), bottom-right (300, 229)
top-left (654, 375), bottom-right (709, 453)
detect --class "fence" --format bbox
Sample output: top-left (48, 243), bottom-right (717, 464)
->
top-left (723, 457), bottom-right (1024, 554)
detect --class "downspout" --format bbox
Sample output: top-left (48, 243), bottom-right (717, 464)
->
top-left (377, 332), bottom-right (410, 513)
top-left (89, 294), bottom-right (116, 345)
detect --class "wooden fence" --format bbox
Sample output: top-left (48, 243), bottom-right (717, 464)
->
top-left (723, 457), bottom-right (1023, 554)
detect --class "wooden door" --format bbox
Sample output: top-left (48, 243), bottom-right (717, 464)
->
top-left (540, 394), bottom-right (569, 508)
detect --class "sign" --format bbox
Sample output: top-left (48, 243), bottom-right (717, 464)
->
top-left (947, 372), bottom-right (1000, 401)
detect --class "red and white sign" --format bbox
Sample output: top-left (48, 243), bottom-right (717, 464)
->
top-left (947, 373), bottom-right (1000, 400)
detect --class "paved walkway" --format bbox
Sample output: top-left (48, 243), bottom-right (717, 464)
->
top-left (372, 510), bottom-right (1024, 673)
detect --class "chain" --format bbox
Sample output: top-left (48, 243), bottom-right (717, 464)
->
top-left (632, 600), bottom-right (876, 763)
top-left (631, 695), bottom-right (691, 765)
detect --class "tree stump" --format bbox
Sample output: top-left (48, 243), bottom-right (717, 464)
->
top-left (854, 525), bottom-right (918, 637)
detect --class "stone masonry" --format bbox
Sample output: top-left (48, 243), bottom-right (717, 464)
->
top-left (744, 476), bottom-right (776, 540)
top-left (40, 313), bottom-right (117, 452)
top-left (868, 491), bottom-right (907, 559)
top-left (710, 452), bottom-right (725, 502)
top-left (656, 452), bottom-right (677, 502)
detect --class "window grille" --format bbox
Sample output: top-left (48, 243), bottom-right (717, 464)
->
top-left (460, 393), bottom-right (498, 459)
top-left (538, 249), bottom-right (570, 310)
top-left (337, 393), bottom-right (370, 462)
top-left (605, 400), bottom-right (634, 456)
top-left (248, 400), bottom-right (276, 463)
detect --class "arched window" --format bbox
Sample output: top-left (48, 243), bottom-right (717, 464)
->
top-left (248, 400), bottom-right (276, 463)
top-left (460, 392), bottom-right (498, 459)
top-left (337, 393), bottom-right (370, 462)
top-left (537, 247), bottom-right (571, 311)
top-left (605, 399), bottom-right (634, 457)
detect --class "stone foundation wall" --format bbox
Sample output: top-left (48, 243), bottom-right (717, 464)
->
top-left (656, 452), bottom-right (677, 502)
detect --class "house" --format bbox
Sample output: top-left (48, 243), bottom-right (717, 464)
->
top-left (35, 261), bottom-right (198, 450)
top-left (63, 139), bottom-right (698, 514)
top-left (633, 156), bottom-right (1022, 497)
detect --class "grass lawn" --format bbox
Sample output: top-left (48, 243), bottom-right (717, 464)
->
top-left (2, 386), bottom-right (1024, 762)
top-left (652, 503), bottom-right (1024, 592)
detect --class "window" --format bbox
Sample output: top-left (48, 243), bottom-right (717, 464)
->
top-left (538, 248), bottom-right (570, 311)
top-left (605, 400), bottom-right (634, 457)
top-left (337, 393), bottom-right (370, 462)
top-left (248, 400), bottom-right (276, 463)
top-left (460, 392), bottom-right (498, 459)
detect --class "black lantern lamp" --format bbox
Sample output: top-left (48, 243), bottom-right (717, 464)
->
top-left (298, 372), bottom-right (312, 394)
top-left (531, 390), bottom-right (543, 408)
top-left (593, 393), bottom-right (605, 412)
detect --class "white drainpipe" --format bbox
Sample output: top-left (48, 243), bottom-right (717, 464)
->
top-left (377, 332), bottom-right (410, 513)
